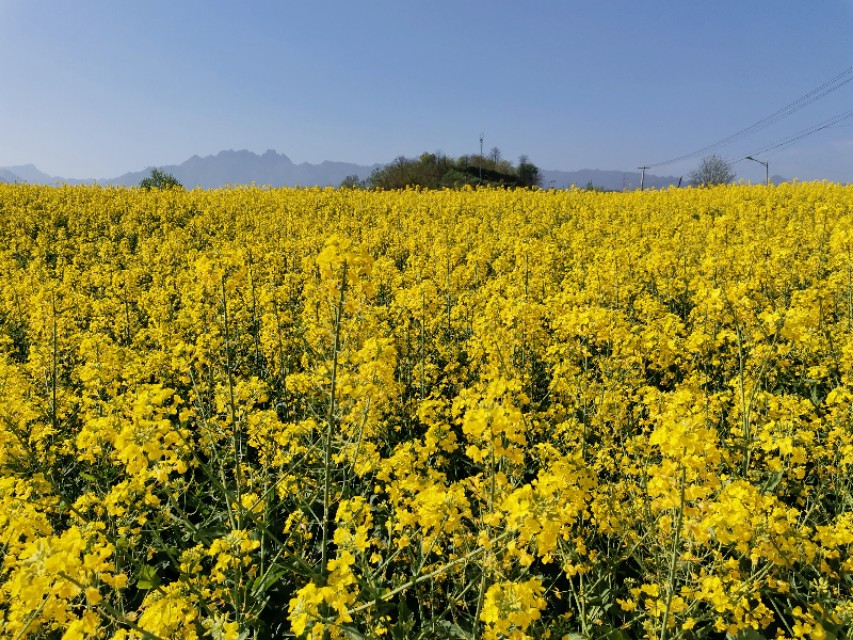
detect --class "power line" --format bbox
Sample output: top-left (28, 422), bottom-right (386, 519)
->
top-left (728, 108), bottom-right (853, 164)
top-left (648, 65), bottom-right (853, 167)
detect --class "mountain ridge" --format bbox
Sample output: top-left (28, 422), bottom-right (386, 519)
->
top-left (1, 150), bottom-right (781, 190)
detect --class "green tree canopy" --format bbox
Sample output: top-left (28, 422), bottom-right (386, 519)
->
top-left (339, 175), bottom-right (365, 189)
top-left (516, 155), bottom-right (541, 188)
top-left (140, 168), bottom-right (183, 190)
top-left (366, 150), bottom-right (540, 190)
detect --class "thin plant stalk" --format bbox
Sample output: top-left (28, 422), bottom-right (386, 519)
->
top-left (322, 262), bottom-right (348, 580)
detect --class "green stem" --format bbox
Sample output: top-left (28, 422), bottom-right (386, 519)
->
top-left (347, 531), bottom-right (514, 618)
top-left (222, 276), bottom-right (242, 505)
top-left (473, 444), bottom-right (498, 639)
top-left (322, 262), bottom-right (348, 580)
top-left (660, 465), bottom-right (686, 640)
top-left (58, 572), bottom-right (168, 640)
top-left (51, 293), bottom-right (58, 435)
top-left (222, 275), bottom-right (244, 622)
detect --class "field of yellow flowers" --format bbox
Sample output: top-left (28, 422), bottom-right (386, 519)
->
top-left (1, 183), bottom-right (852, 640)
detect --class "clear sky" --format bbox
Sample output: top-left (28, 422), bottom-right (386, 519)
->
top-left (1, 0), bottom-right (851, 183)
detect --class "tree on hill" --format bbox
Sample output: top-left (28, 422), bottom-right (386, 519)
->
top-left (516, 155), bottom-right (541, 188)
top-left (140, 168), bottom-right (183, 190)
top-left (366, 150), bottom-right (540, 190)
top-left (689, 155), bottom-right (735, 187)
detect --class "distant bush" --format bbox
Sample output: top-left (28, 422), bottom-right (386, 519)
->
top-left (367, 150), bottom-right (541, 189)
top-left (339, 175), bottom-right (366, 189)
top-left (140, 168), bottom-right (183, 190)
top-left (689, 155), bottom-right (735, 187)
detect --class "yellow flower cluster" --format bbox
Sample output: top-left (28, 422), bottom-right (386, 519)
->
top-left (0, 182), bottom-right (852, 639)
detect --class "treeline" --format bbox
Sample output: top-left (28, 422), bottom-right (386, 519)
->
top-left (342, 150), bottom-right (541, 189)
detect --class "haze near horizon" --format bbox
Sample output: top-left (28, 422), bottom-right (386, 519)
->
top-left (1, 0), bottom-right (851, 184)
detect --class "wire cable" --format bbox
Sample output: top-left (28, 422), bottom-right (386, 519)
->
top-left (648, 66), bottom-right (853, 167)
top-left (727, 108), bottom-right (853, 163)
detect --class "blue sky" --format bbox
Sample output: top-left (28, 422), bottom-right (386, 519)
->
top-left (1, 0), bottom-right (851, 183)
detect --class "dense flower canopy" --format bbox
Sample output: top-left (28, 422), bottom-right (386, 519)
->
top-left (0, 183), bottom-right (852, 639)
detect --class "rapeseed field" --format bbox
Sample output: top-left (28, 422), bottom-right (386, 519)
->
top-left (1, 183), bottom-right (851, 639)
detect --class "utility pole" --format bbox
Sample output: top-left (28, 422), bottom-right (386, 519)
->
top-left (479, 133), bottom-right (484, 183)
top-left (745, 156), bottom-right (769, 186)
top-left (637, 166), bottom-right (650, 191)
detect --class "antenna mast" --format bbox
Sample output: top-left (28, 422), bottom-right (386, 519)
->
top-left (479, 133), bottom-right (484, 182)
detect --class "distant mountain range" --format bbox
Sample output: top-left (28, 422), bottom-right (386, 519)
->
top-left (0, 149), bottom-right (783, 190)
top-left (0, 150), bottom-right (384, 189)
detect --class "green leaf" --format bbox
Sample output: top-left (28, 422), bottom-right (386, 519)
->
top-left (340, 626), bottom-right (368, 640)
top-left (192, 527), bottom-right (227, 543)
top-left (727, 630), bottom-right (767, 640)
top-left (436, 620), bottom-right (472, 639)
top-left (136, 565), bottom-right (161, 590)
top-left (390, 598), bottom-right (415, 640)
top-left (250, 565), bottom-right (288, 598)
top-left (592, 626), bottom-right (628, 640)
